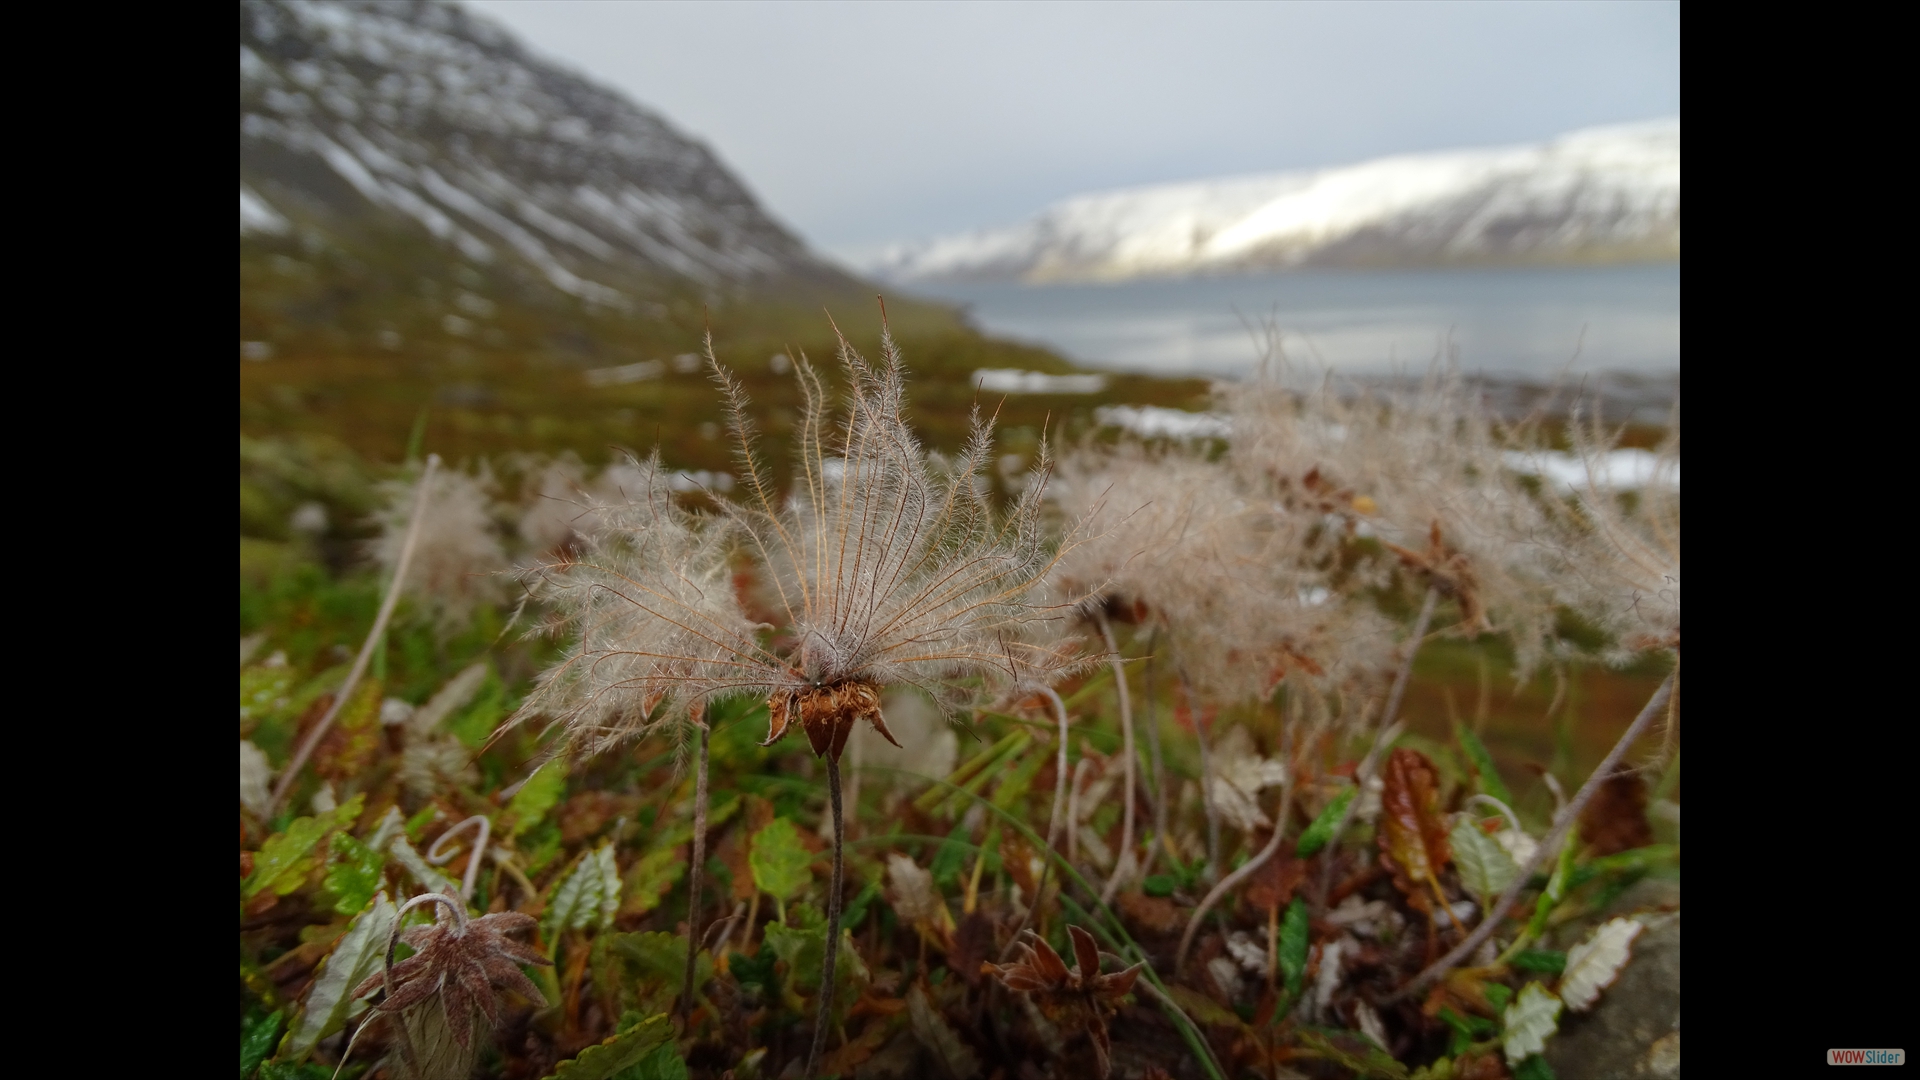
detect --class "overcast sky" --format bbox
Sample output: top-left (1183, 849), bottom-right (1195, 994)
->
top-left (465, 0), bottom-right (1680, 261)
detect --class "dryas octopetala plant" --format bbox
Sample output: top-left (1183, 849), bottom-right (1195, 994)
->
top-left (505, 317), bottom-right (1094, 1074)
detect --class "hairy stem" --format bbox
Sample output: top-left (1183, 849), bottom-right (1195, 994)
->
top-left (1315, 586), bottom-right (1438, 903)
top-left (270, 454), bottom-right (440, 815)
top-left (1096, 611), bottom-right (1137, 904)
top-left (1183, 673), bottom-right (1221, 883)
top-left (681, 718), bottom-right (710, 1022)
top-left (1142, 641), bottom-right (1172, 873)
top-left (807, 754), bottom-right (847, 1078)
top-left (1040, 687), bottom-right (1071, 854)
top-left (1386, 669), bottom-right (1676, 1003)
top-left (1176, 693), bottom-right (1294, 974)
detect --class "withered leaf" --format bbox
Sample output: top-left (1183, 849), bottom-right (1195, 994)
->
top-left (980, 926), bottom-right (1142, 1080)
top-left (1117, 891), bottom-right (1183, 936)
top-left (1578, 766), bottom-right (1653, 856)
top-left (1245, 851), bottom-right (1308, 911)
top-left (1378, 748), bottom-right (1453, 909)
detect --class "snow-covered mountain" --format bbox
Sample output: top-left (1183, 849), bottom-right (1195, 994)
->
top-left (872, 119), bottom-right (1679, 284)
top-left (240, 0), bottom-right (844, 305)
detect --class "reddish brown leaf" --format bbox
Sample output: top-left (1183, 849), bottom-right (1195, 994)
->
top-left (1117, 891), bottom-right (1183, 936)
top-left (1579, 765), bottom-right (1654, 856)
top-left (1454, 1050), bottom-right (1513, 1080)
top-left (1378, 748), bottom-right (1453, 908)
top-left (1245, 851), bottom-right (1308, 911)
top-left (951, 911), bottom-right (995, 987)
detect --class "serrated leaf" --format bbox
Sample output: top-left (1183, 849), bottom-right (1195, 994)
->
top-left (541, 1013), bottom-right (673, 1080)
top-left (1453, 722), bottom-right (1513, 805)
top-left (1378, 749), bottom-right (1452, 902)
top-left (619, 847), bottom-right (686, 918)
top-left (908, 984), bottom-right (982, 1080)
top-left (240, 1008), bottom-right (284, 1079)
top-left (547, 844), bottom-right (620, 937)
top-left (244, 794), bottom-right (367, 900)
top-left (279, 891), bottom-right (396, 1063)
top-left (609, 931), bottom-right (709, 1018)
top-left (612, 1039), bottom-right (687, 1080)
top-left (1295, 786), bottom-right (1355, 857)
top-left (1502, 981), bottom-right (1562, 1064)
top-left (385, 834), bottom-right (456, 897)
top-left (748, 817), bottom-right (812, 903)
top-left (1449, 815), bottom-right (1519, 907)
top-left (1278, 897), bottom-right (1310, 1000)
top-left (765, 901), bottom-right (867, 1013)
top-left (508, 758), bottom-right (568, 839)
top-left (1559, 917), bottom-right (1642, 1012)
top-left (323, 832), bottom-right (386, 916)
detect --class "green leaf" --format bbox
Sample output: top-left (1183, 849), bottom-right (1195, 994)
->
top-left (1483, 982), bottom-right (1513, 1014)
top-left (1513, 1054), bottom-right (1558, 1080)
top-left (278, 892), bottom-right (396, 1063)
top-left (542, 1013), bottom-right (673, 1080)
top-left (748, 818), bottom-right (812, 903)
top-left (1437, 1005), bottom-right (1495, 1056)
top-left (385, 834), bottom-right (456, 897)
top-left (610, 1040), bottom-right (688, 1080)
top-left (1502, 982), bottom-right (1562, 1064)
top-left (447, 666), bottom-right (511, 749)
top-left (764, 901), bottom-right (867, 1013)
top-left (1278, 897), bottom-right (1310, 1000)
top-left (1295, 787), bottom-right (1355, 857)
top-left (1167, 983), bottom-right (1246, 1032)
top-left (1298, 1029), bottom-right (1409, 1079)
top-left (257, 1062), bottom-right (337, 1080)
top-left (620, 847), bottom-right (686, 918)
top-left (323, 833), bottom-right (386, 916)
top-left (546, 844), bottom-right (621, 938)
top-left (1449, 816), bottom-right (1519, 907)
top-left (244, 795), bottom-right (367, 900)
top-left (1143, 874), bottom-right (1178, 897)
top-left (609, 931), bottom-right (709, 1018)
top-left (841, 880), bottom-right (882, 931)
top-left (1510, 949), bottom-right (1566, 974)
top-left (509, 760), bottom-right (568, 839)
top-left (241, 1009), bottom-right (284, 1079)
top-left (1453, 722), bottom-right (1514, 805)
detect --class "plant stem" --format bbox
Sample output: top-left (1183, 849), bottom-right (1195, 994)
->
top-left (1182, 672), bottom-right (1222, 884)
top-left (270, 454), bottom-right (440, 815)
top-left (1141, 640), bottom-right (1172, 874)
top-left (1385, 669), bottom-right (1675, 1003)
top-left (1175, 697), bottom-right (1295, 975)
top-left (1096, 610), bottom-right (1137, 905)
top-left (1040, 687), bottom-right (1071, 854)
top-left (681, 718), bottom-right (710, 1022)
top-left (807, 754), bottom-right (846, 1079)
top-left (1314, 586), bottom-right (1437, 903)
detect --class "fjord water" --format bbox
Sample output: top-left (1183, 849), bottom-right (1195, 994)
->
top-left (903, 263), bottom-right (1679, 383)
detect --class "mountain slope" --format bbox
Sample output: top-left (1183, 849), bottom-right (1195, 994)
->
top-left (240, 0), bottom-right (843, 307)
top-left (872, 119), bottom-right (1679, 284)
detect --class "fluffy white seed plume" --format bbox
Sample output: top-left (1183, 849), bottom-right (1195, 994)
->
top-left (516, 453), bottom-right (589, 555)
top-left (715, 325), bottom-right (1094, 756)
top-left (1222, 363), bottom-right (1564, 676)
top-left (511, 452), bottom-right (764, 760)
top-left (371, 464), bottom-right (508, 634)
top-left (1543, 407), bottom-right (1680, 659)
top-left (509, 325), bottom-right (1091, 763)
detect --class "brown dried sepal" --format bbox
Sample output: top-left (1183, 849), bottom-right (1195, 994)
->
top-left (980, 925), bottom-right (1143, 1079)
top-left (1378, 748), bottom-right (1452, 913)
top-left (352, 910), bottom-right (553, 1053)
top-left (1385, 520), bottom-right (1488, 633)
top-left (762, 679), bottom-right (899, 761)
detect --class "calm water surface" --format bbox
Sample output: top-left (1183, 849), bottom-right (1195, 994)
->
top-left (903, 263), bottom-right (1680, 382)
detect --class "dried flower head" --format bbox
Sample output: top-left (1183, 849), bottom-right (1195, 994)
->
top-left (981, 925), bottom-right (1142, 1080)
top-left (352, 895), bottom-right (551, 1078)
top-left (511, 323), bottom-right (1093, 763)
top-left (371, 464), bottom-right (508, 635)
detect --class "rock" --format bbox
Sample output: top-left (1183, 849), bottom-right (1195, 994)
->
top-left (1544, 877), bottom-right (1679, 1079)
